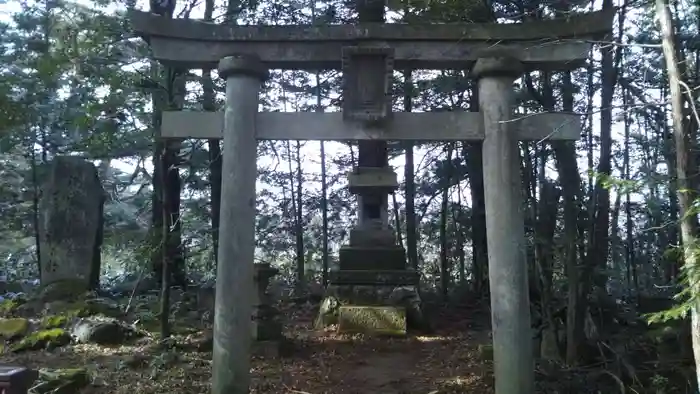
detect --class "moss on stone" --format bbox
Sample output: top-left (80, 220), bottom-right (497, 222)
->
top-left (0, 317), bottom-right (30, 339)
top-left (34, 368), bottom-right (90, 394)
top-left (44, 298), bottom-right (121, 320)
top-left (40, 314), bottom-right (70, 329)
top-left (337, 305), bottom-right (406, 336)
top-left (10, 328), bottom-right (71, 353)
top-left (0, 298), bottom-right (25, 317)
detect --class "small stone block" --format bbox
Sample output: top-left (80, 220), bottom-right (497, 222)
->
top-left (0, 366), bottom-right (38, 394)
top-left (342, 46), bottom-right (394, 124)
top-left (337, 305), bottom-right (406, 336)
top-left (347, 168), bottom-right (399, 194)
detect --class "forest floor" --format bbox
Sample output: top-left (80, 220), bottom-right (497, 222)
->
top-left (2, 296), bottom-right (693, 394)
top-left (3, 300), bottom-right (497, 394)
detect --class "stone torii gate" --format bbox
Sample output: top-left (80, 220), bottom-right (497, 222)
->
top-left (130, 5), bottom-right (614, 394)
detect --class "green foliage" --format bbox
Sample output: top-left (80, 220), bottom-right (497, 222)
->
top-left (647, 237), bottom-right (700, 324)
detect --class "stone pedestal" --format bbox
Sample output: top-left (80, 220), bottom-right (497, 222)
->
top-left (317, 164), bottom-right (426, 332)
top-left (252, 263), bottom-right (283, 341)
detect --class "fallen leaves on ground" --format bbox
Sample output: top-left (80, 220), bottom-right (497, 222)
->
top-left (2, 302), bottom-right (495, 394)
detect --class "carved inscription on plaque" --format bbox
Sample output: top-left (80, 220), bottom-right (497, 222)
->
top-left (342, 45), bottom-right (394, 124)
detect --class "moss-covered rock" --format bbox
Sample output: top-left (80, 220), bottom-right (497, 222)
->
top-left (0, 297), bottom-right (26, 317)
top-left (32, 368), bottom-right (90, 394)
top-left (0, 317), bottom-right (30, 339)
top-left (43, 297), bottom-right (122, 320)
top-left (337, 305), bottom-right (406, 336)
top-left (10, 328), bottom-right (71, 353)
top-left (40, 314), bottom-right (70, 329)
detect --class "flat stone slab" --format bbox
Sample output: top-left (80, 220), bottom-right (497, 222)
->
top-left (337, 305), bottom-right (407, 336)
top-left (348, 169), bottom-right (399, 190)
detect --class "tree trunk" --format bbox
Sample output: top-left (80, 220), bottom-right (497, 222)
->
top-left (558, 71), bottom-right (588, 365)
top-left (320, 140), bottom-right (329, 285)
top-left (159, 141), bottom-right (172, 340)
top-left (403, 70), bottom-right (419, 270)
top-left (295, 141), bottom-right (304, 289)
top-left (587, 0), bottom-right (617, 297)
top-left (455, 180), bottom-right (466, 283)
top-left (439, 143), bottom-right (454, 300)
top-left (466, 86), bottom-right (488, 294)
top-left (392, 193), bottom-right (404, 246)
top-left (151, 65), bottom-right (185, 288)
top-left (286, 140), bottom-right (305, 292)
top-left (316, 73), bottom-right (330, 287)
top-left (656, 0), bottom-right (700, 387)
top-left (622, 89), bottom-right (636, 297)
top-left (203, 0), bottom-right (221, 268)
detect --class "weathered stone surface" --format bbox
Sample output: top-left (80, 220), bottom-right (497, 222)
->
top-left (342, 45), bottom-right (394, 124)
top-left (129, 10), bottom-right (613, 69)
top-left (337, 305), bottom-right (406, 336)
top-left (316, 284), bottom-right (424, 331)
top-left (347, 167), bottom-right (399, 193)
top-left (338, 246), bottom-right (406, 271)
top-left (329, 269), bottom-right (419, 285)
top-left (70, 317), bottom-right (139, 345)
top-left (38, 156), bottom-right (104, 290)
top-left (131, 9), bottom-right (613, 42)
top-left (348, 228), bottom-right (396, 246)
top-left (252, 264), bottom-right (283, 341)
top-left (160, 110), bottom-right (583, 141)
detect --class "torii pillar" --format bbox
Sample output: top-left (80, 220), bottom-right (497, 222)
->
top-left (474, 57), bottom-right (533, 393)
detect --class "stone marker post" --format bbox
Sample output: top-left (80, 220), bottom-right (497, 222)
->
top-left (473, 57), bottom-right (533, 394)
top-left (212, 54), bottom-right (267, 394)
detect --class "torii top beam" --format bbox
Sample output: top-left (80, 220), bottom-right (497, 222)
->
top-left (128, 9), bottom-right (615, 71)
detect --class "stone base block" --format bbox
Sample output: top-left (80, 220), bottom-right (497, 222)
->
top-left (337, 305), bottom-right (406, 336)
top-left (349, 228), bottom-right (396, 247)
top-left (252, 340), bottom-right (281, 359)
top-left (330, 269), bottom-right (419, 285)
top-left (315, 283), bottom-right (428, 332)
top-left (252, 304), bottom-right (283, 341)
top-left (339, 246), bottom-right (407, 271)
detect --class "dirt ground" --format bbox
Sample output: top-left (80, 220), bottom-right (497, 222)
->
top-left (3, 303), bottom-right (496, 394)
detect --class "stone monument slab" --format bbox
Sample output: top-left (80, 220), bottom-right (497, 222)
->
top-left (38, 156), bottom-right (105, 291)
